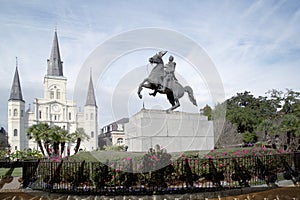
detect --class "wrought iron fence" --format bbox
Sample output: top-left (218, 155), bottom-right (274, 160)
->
top-left (0, 152), bottom-right (297, 195)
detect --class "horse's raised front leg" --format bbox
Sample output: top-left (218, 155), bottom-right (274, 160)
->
top-left (137, 78), bottom-right (148, 99)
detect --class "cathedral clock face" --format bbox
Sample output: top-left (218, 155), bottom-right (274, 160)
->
top-left (52, 104), bottom-right (61, 112)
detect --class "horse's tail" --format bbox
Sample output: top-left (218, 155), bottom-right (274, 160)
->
top-left (184, 86), bottom-right (198, 106)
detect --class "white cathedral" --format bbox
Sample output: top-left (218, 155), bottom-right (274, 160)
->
top-left (7, 31), bottom-right (98, 154)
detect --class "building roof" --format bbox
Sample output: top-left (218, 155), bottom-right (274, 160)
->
top-left (47, 31), bottom-right (63, 76)
top-left (115, 118), bottom-right (129, 124)
top-left (85, 73), bottom-right (97, 107)
top-left (9, 66), bottom-right (24, 102)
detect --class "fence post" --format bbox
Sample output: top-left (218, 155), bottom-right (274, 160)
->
top-left (294, 151), bottom-right (300, 172)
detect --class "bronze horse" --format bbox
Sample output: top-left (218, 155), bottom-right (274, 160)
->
top-left (137, 51), bottom-right (197, 111)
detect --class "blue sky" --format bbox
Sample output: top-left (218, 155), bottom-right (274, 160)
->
top-left (0, 0), bottom-right (300, 128)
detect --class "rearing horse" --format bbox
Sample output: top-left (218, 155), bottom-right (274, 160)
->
top-left (137, 51), bottom-right (198, 111)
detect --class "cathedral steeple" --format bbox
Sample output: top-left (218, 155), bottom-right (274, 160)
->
top-left (9, 58), bottom-right (24, 102)
top-left (47, 30), bottom-right (63, 76)
top-left (85, 71), bottom-right (97, 107)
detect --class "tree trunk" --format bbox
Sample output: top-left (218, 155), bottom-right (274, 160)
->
top-left (54, 142), bottom-right (59, 156)
top-left (44, 142), bottom-right (51, 157)
top-left (287, 131), bottom-right (291, 145)
top-left (60, 142), bottom-right (65, 156)
top-left (37, 140), bottom-right (45, 156)
top-left (74, 138), bottom-right (81, 154)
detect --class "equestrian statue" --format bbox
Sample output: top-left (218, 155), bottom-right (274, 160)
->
top-left (137, 51), bottom-right (198, 112)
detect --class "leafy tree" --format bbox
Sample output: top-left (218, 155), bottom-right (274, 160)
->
top-left (278, 114), bottom-right (300, 151)
top-left (282, 89), bottom-right (300, 115)
top-left (256, 118), bottom-right (277, 142)
top-left (200, 104), bottom-right (212, 120)
top-left (226, 91), bottom-right (279, 134)
top-left (226, 91), bottom-right (260, 133)
top-left (242, 131), bottom-right (257, 144)
top-left (266, 89), bottom-right (300, 150)
top-left (0, 127), bottom-right (8, 151)
top-left (71, 128), bottom-right (89, 154)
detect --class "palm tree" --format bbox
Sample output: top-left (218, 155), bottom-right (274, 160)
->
top-left (71, 128), bottom-right (90, 154)
top-left (27, 123), bottom-right (50, 156)
top-left (59, 128), bottom-right (70, 156)
top-left (49, 125), bottom-right (63, 156)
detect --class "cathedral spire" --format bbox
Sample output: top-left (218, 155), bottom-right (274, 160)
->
top-left (9, 57), bottom-right (24, 102)
top-left (85, 70), bottom-right (97, 107)
top-left (47, 30), bottom-right (63, 76)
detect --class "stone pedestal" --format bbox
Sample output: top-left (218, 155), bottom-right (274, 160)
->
top-left (125, 109), bottom-right (214, 152)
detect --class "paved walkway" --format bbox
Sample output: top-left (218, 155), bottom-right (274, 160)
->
top-left (0, 177), bottom-right (20, 190)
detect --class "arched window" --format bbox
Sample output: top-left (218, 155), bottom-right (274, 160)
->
top-left (13, 109), bottom-right (18, 116)
top-left (56, 89), bottom-right (60, 99)
top-left (91, 131), bottom-right (94, 138)
top-left (117, 138), bottom-right (123, 145)
top-left (14, 129), bottom-right (18, 136)
top-left (50, 90), bottom-right (54, 99)
top-left (90, 113), bottom-right (94, 120)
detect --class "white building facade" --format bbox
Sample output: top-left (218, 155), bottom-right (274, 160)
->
top-left (7, 31), bottom-right (98, 153)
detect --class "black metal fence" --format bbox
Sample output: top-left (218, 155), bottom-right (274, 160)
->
top-left (0, 152), bottom-right (298, 195)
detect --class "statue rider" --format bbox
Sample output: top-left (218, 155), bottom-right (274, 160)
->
top-left (159, 55), bottom-right (177, 92)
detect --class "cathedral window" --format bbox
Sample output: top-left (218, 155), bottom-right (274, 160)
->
top-left (9, 109), bottom-right (11, 116)
top-left (15, 146), bottom-right (17, 150)
top-left (90, 113), bottom-right (94, 120)
top-left (50, 91), bottom-right (54, 99)
top-left (56, 90), bottom-right (60, 99)
top-left (21, 110), bottom-right (24, 117)
top-left (13, 109), bottom-right (18, 116)
top-left (69, 112), bottom-right (72, 120)
top-left (46, 107), bottom-right (48, 119)
top-left (91, 131), bottom-right (94, 138)
top-left (14, 129), bottom-right (18, 136)
top-left (54, 115), bottom-right (57, 120)
top-left (39, 111), bottom-right (42, 119)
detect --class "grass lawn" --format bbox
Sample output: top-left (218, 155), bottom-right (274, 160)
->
top-left (0, 167), bottom-right (22, 177)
